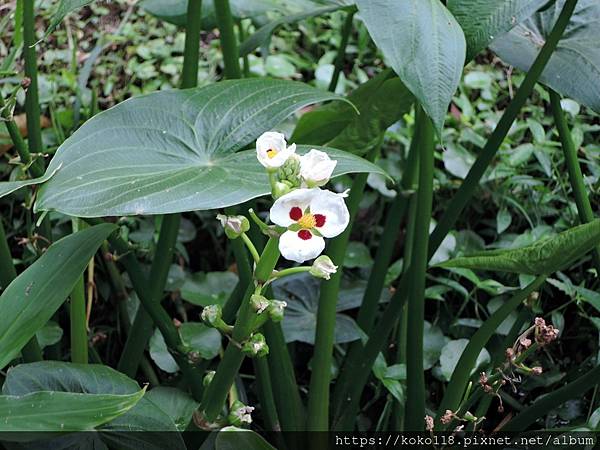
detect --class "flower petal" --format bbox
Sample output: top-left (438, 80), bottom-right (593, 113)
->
top-left (269, 188), bottom-right (319, 227)
top-left (279, 230), bottom-right (325, 263)
top-left (309, 189), bottom-right (350, 238)
top-left (256, 131), bottom-right (288, 168)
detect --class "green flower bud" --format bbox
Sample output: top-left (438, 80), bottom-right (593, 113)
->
top-left (267, 300), bottom-right (287, 323)
top-left (309, 255), bottom-right (338, 280)
top-left (216, 214), bottom-right (250, 239)
top-left (201, 304), bottom-right (232, 334)
top-left (203, 370), bottom-right (215, 387)
top-left (250, 294), bottom-right (271, 314)
top-left (277, 153), bottom-right (301, 188)
top-left (228, 400), bottom-right (254, 426)
top-left (272, 181), bottom-right (293, 199)
top-left (242, 333), bottom-right (269, 357)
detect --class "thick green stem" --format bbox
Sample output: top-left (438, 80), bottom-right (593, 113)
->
top-left (428, 0), bottom-right (578, 254)
top-left (69, 220), bottom-right (89, 364)
top-left (22, 0), bottom-right (44, 175)
top-left (307, 145), bottom-right (379, 431)
top-left (333, 113), bottom-right (421, 425)
top-left (252, 357), bottom-right (280, 431)
top-left (549, 89), bottom-right (600, 271)
top-left (201, 237), bottom-right (280, 421)
top-left (0, 95), bottom-right (38, 175)
top-left (181, 0), bottom-right (203, 89)
top-left (436, 275), bottom-right (546, 427)
top-left (262, 319), bottom-right (305, 431)
top-left (328, 11), bottom-right (355, 92)
top-left (117, 214), bottom-right (181, 375)
top-left (0, 219), bottom-right (43, 361)
top-left (214, 0), bottom-right (241, 79)
top-left (403, 109), bottom-right (434, 431)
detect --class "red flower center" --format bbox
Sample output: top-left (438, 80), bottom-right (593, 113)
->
top-left (298, 230), bottom-right (312, 240)
top-left (289, 207), bottom-right (302, 221)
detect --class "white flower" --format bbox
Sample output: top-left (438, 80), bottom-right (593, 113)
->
top-left (270, 188), bottom-right (350, 263)
top-left (256, 131), bottom-right (296, 169)
top-left (310, 255), bottom-right (338, 280)
top-left (300, 149), bottom-right (337, 187)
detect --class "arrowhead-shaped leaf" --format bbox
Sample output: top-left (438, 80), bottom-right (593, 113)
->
top-left (1, 362), bottom-right (145, 432)
top-left (491, 0), bottom-right (600, 113)
top-left (437, 220), bottom-right (600, 275)
top-left (447, 0), bottom-right (548, 61)
top-left (36, 79), bottom-right (386, 217)
top-left (355, 0), bottom-right (466, 135)
top-left (0, 224), bottom-right (116, 369)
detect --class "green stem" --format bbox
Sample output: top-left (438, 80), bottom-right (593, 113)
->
top-left (69, 219), bottom-right (89, 364)
top-left (241, 233), bottom-right (260, 265)
top-left (200, 237), bottom-right (281, 421)
top-left (436, 275), bottom-right (546, 427)
top-left (270, 266), bottom-right (311, 280)
top-left (333, 112), bottom-right (421, 426)
top-left (328, 11), bottom-right (355, 92)
top-left (549, 89), bottom-right (600, 271)
top-left (428, 0), bottom-right (578, 255)
top-left (22, 0), bottom-right (44, 175)
top-left (214, 0), bottom-right (241, 79)
top-left (403, 108), bottom-right (435, 431)
top-left (252, 357), bottom-right (280, 431)
top-left (181, 0), bottom-right (203, 89)
top-left (262, 319), bottom-right (305, 431)
top-left (307, 144), bottom-right (379, 431)
top-left (117, 214), bottom-right (181, 375)
top-left (0, 94), bottom-right (38, 175)
top-left (0, 219), bottom-right (43, 361)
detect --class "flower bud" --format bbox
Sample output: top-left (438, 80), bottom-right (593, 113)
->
top-left (277, 153), bottom-right (301, 188)
top-left (216, 214), bottom-right (249, 239)
top-left (309, 255), bottom-right (338, 280)
top-left (228, 400), bottom-right (255, 426)
top-left (250, 294), bottom-right (270, 314)
top-left (242, 333), bottom-right (269, 357)
top-left (272, 181), bottom-right (293, 199)
top-left (267, 300), bottom-right (287, 323)
top-left (300, 149), bottom-right (337, 187)
top-left (203, 370), bottom-right (215, 387)
top-left (201, 304), bottom-right (232, 334)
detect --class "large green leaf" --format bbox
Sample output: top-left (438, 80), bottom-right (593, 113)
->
top-left (355, 0), bottom-right (466, 134)
top-left (216, 427), bottom-right (277, 450)
top-left (447, 0), bottom-right (548, 61)
top-left (35, 79), bottom-right (386, 217)
top-left (437, 220), bottom-right (600, 275)
top-left (0, 390), bottom-right (144, 432)
top-left (1, 362), bottom-right (145, 432)
top-left (292, 69), bottom-right (414, 154)
top-left (491, 0), bottom-right (600, 113)
top-left (0, 224), bottom-right (115, 369)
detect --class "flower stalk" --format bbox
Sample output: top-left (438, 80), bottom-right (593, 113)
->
top-left (214, 0), bottom-right (242, 79)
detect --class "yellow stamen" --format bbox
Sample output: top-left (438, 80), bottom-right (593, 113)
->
top-left (266, 149), bottom-right (278, 159)
top-left (298, 213), bottom-right (316, 229)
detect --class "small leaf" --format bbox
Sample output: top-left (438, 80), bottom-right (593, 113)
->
top-left (437, 220), bottom-right (600, 275)
top-left (181, 271), bottom-right (239, 307)
top-left (145, 387), bottom-right (199, 431)
top-left (356, 0), bottom-right (466, 134)
top-left (424, 321), bottom-right (448, 370)
top-left (35, 321), bottom-right (63, 348)
top-left (344, 241), bottom-right (373, 269)
top-left (0, 224), bottom-right (116, 369)
top-left (44, 0), bottom-right (95, 40)
top-left (496, 207), bottom-right (512, 234)
top-left (216, 426), bottom-right (277, 450)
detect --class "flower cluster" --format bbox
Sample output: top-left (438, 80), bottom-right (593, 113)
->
top-left (256, 131), bottom-right (350, 263)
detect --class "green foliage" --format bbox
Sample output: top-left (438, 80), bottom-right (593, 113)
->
top-left (438, 220), bottom-right (600, 275)
top-left (356, 0), bottom-right (466, 135)
top-left (0, 224), bottom-right (115, 368)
